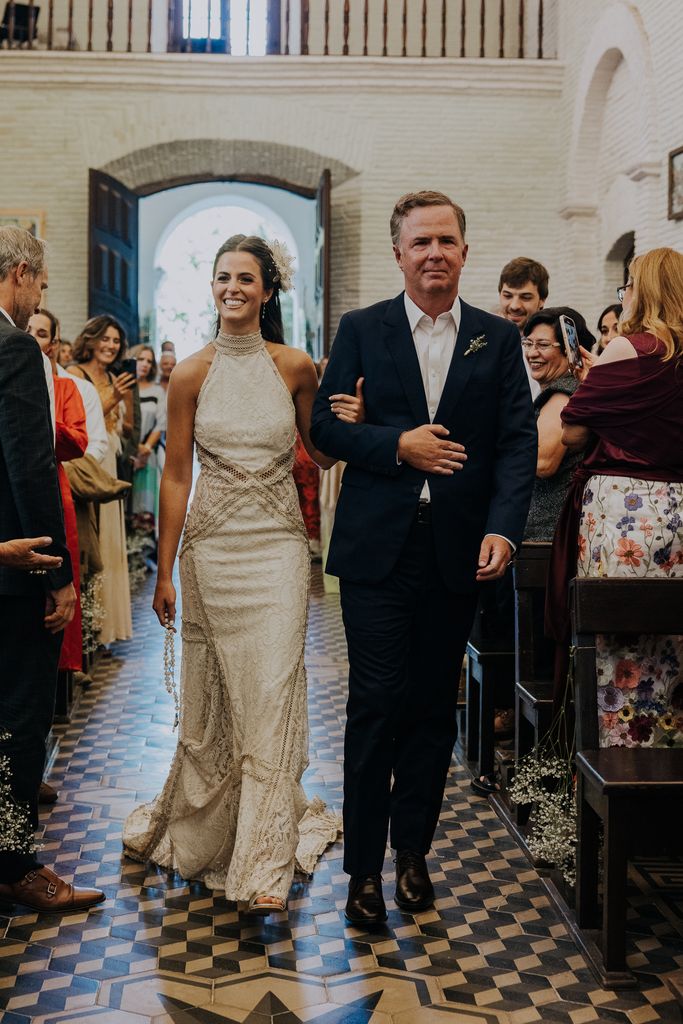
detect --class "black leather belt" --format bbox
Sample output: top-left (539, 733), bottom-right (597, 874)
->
top-left (416, 500), bottom-right (432, 524)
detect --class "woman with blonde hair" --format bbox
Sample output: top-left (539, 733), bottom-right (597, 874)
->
top-left (548, 247), bottom-right (683, 748)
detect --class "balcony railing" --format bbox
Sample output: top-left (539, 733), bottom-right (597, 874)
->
top-left (0, 1), bottom-right (555, 59)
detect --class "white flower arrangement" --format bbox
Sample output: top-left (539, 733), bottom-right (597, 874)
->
top-left (81, 573), bottom-right (105, 656)
top-left (0, 734), bottom-right (35, 857)
top-left (508, 660), bottom-right (577, 887)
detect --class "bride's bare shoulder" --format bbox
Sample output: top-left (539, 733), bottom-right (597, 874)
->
top-left (168, 344), bottom-right (216, 393)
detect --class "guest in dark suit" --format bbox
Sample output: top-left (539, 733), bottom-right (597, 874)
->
top-left (0, 226), bottom-right (105, 913)
top-left (311, 192), bottom-right (537, 924)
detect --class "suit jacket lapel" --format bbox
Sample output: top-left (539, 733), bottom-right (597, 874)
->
top-left (434, 299), bottom-right (482, 423)
top-left (382, 293), bottom-right (430, 424)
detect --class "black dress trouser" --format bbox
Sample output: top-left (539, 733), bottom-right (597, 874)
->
top-left (340, 512), bottom-right (478, 877)
top-left (0, 593), bottom-right (62, 882)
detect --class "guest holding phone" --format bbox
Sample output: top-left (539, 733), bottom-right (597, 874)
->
top-left (69, 316), bottom-right (134, 645)
top-left (521, 307), bottom-right (594, 542)
top-left (550, 249), bottom-right (683, 746)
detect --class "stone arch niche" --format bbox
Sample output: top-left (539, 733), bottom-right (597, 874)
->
top-left (98, 138), bottom-right (361, 343)
top-left (560, 2), bottom-right (659, 322)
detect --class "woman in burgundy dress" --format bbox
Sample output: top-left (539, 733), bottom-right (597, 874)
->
top-left (551, 248), bottom-right (683, 748)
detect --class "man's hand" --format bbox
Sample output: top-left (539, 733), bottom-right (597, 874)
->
top-left (44, 583), bottom-right (77, 634)
top-left (476, 535), bottom-right (513, 582)
top-left (398, 425), bottom-right (467, 476)
top-left (0, 537), bottom-right (63, 571)
top-left (329, 377), bottom-right (365, 424)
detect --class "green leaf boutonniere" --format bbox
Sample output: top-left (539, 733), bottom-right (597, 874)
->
top-left (464, 333), bottom-right (487, 357)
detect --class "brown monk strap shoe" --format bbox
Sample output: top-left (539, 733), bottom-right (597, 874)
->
top-left (0, 867), bottom-right (106, 914)
top-left (38, 781), bottom-right (59, 804)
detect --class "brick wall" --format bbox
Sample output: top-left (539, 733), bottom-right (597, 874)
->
top-left (0, 0), bottom-right (681, 345)
top-left (0, 53), bottom-right (563, 340)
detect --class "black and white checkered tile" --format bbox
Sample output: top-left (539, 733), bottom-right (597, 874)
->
top-left (0, 569), bottom-right (681, 1023)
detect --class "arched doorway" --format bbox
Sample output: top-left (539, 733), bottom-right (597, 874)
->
top-left (88, 139), bottom-right (360, 358)
top-left (138, 183), bottom-right (309, 361)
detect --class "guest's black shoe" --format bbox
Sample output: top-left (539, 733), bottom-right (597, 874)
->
top-left (394, 850), bottom-right (434, 912)
top-left (345, 875), bottom-right (387, 925)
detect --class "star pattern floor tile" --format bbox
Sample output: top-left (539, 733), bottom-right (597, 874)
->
top-left (0, 568), bottom-right (681, 1023)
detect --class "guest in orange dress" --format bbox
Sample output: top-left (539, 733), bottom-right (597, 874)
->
top-left (293, 431), bottom-right (321, 554)
top-left (28, 311), bottom-right (87, 672)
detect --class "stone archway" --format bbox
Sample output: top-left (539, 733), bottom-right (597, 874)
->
top-left (561, 2), bottom-right (660, 321)
top-left (100, 138), bottom-right (362, 330)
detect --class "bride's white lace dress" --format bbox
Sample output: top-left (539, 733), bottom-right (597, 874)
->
top-left (122, 329), bottom-right (341, 902)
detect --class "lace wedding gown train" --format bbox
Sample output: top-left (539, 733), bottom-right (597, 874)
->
top-left (123, 330), bottom-right (341, 902)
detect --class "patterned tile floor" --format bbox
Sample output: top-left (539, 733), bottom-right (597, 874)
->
top-left (1, 568), bottom-right (682, 1023)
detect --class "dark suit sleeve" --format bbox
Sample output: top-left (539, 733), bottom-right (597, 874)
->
top-left (310, 313), bottom-right (403, 476)
top-left (0, 331), bottom-right (72, 589)
top-left (483, 322), bottom-right (538, 547)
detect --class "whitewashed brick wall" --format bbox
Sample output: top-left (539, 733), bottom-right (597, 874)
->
top-left (0, 0), bottom-right (681, 345)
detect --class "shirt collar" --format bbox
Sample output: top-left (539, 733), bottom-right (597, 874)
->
top-left (404, 292), bottom-right (461, 334)
top-left (0, 305), bottom-right (16, 327)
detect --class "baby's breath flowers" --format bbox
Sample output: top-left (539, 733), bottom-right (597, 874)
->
top-left (508, 659), bottom-right (577, 887)
top-left (0, 732), bottom-right (35, 856)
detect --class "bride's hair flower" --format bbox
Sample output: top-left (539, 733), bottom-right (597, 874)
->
top-left (267, 239), bottom-right (295, 293)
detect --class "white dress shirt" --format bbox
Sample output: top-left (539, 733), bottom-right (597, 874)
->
top-left (403, 292), bottom-right (515, 553)
top-left (58, 364), bottom-right (108, 464)
top-left (0, 304), bottom-right (55, 439)
top-left (404, 292), bottom-right (460, 502)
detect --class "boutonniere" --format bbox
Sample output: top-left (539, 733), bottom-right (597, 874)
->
top-left (463, 333), bottom-right (487, 357)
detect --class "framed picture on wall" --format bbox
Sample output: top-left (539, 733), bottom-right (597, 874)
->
top-left (668, 147), bottom-right (683, 221)
top-left (0, 210), bottom-right (45, 237)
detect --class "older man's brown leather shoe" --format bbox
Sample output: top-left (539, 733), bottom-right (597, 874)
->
top-left (0, 867), bottom-right (105, 913)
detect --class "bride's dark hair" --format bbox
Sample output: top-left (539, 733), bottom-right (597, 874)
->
top-left (212, 235), bottom-right (285, 345)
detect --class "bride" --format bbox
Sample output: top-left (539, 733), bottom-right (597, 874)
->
top-left (123, 235), bottom-right (359, 913)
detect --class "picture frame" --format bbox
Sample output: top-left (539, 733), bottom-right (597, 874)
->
top-left (0, 209), bottom-right (45, 237)
top-left (668, 146), bottom-right (683, 221)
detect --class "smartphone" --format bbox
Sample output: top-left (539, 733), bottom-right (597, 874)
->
top-left (118, 357), bottom-right (138, 377)
top-left (559, 314), bottom-right (583, 370)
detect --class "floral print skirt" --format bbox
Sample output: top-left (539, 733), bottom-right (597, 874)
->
top-left (577, 475), bottom-right (683, 748)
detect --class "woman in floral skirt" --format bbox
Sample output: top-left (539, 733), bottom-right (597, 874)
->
top-left (551, 248), bottom-right (683, 747)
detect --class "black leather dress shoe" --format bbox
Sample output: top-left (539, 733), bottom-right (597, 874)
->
top-left (394, 851), bottom-right (435, 912)
top-left (345, 875), bottom-right (387, 925)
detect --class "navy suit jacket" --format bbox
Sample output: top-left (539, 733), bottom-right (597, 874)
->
top-left (0, 313), bottom-right (72, 596)
top-left (310, 293), bottom-right (538, 593)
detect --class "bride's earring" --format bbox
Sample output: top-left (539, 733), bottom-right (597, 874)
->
top-left (261, 303), bottom-right (266, 321)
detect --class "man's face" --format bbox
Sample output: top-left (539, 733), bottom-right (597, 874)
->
top-left (498, 280), bottom-right (543, 331)
top-left (393, 206), bottom-right (468, 303)
top-left (14, 263), bottom-right (48, 331)
top-left (159, 353), bottom-right (176, 378)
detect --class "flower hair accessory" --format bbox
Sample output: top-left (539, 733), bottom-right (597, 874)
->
top-left (268, 238), bottom-right (295, 292)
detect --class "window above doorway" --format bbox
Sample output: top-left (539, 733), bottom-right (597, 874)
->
top-left (181, 0), bottom-right (269, 55)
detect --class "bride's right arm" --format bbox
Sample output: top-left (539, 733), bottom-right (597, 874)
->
top-left (152, 359), bottom-right (204, 627)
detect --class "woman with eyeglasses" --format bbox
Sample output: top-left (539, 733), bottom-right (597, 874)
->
top-left (521, 307), bottom-right (594, 542)
top-left (548, 249), bottom-right (683, 748)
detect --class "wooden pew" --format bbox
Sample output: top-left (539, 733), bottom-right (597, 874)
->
top-left (511, 542), bottom-right (554, 823)
top-left (571, 577), bottom-right (683, 987)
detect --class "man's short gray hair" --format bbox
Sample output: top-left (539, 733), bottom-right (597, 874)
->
top-left (0, 226), bottom-right (46, 281)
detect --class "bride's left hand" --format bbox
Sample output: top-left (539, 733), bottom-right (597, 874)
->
top-left (330, 377), bottom-right (365, 424)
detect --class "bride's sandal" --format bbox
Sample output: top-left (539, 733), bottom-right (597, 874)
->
top-left (248, 894), bottom-right (287, 916)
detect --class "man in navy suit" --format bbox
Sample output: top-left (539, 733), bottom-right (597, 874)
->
top-left (311, 191), bottom-right (537, 924)
top-left (0, 226), bottom-right (105, 913)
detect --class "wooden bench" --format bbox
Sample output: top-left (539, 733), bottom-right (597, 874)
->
top-left (570, 577), bottom-right (683, 987)
top-left (510, 543), bottom-right (554, 823)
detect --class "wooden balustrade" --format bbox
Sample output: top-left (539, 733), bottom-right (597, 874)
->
top-left (0, 0), bottom-right (553, 59)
